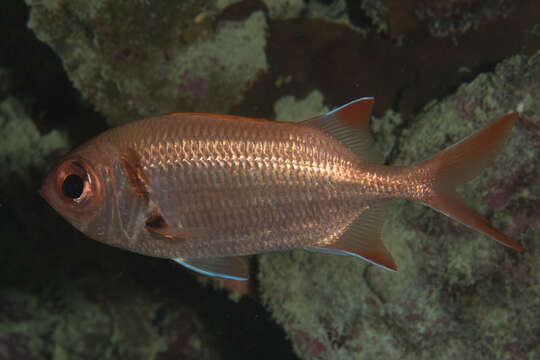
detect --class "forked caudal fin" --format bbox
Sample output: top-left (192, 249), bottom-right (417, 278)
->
top-left (419, 112), bottom-right (523, 251)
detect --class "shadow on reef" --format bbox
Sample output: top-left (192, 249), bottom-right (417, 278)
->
top-left (228, 0), bottom-right (540, 120)
top-left (0, 0), bottom-right (108, 142)
top-left (0, 199), bottom-right (298, 359)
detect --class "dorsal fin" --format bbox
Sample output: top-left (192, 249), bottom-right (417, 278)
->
top-left (302, 97), bottom-right (383, 164)
top-left (306, 201), bottom-right (396, 271)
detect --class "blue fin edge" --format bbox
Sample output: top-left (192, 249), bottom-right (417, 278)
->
top-left (305, 247), bottom-right (396, 272)
top-left (325, 97), bottom-right (374, 116)
top-left (173, 259), bottom-right (249, 281)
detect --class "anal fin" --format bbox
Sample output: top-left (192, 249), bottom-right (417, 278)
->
top-left (306, 201), bottom-right (397, 271)
top-left (174, 256), bottom-right (249, 281)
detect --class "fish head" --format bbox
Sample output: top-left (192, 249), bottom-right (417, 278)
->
top-left (40, 140), bottom-right (113, 239)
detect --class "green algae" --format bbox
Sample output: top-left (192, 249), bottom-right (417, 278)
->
top-left (0, 97), bottom-right (67, 186)
top-left (0, 274), bottom-right (222, 360)
top-left (274, 90), bottom-right (329, 123)
top-left (7, 1), bottom-right (540, 358)
top-left (26, 0), bottom-right (268, 125)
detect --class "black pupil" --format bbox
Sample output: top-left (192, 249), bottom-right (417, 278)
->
top-left (62, 174), bottom-right (84, 199)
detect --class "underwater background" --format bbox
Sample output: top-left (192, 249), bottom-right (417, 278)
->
top-left (1, 0), bottom-right (539, 359)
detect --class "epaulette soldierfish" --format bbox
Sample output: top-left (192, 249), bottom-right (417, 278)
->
top-left (40, 98), bottom-right (523, 281)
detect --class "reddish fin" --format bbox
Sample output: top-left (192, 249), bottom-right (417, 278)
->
top-left (147, 225), bottom-right (197, 240)
top-left (425, 112), bottom-right (519, 185)
top-left (308, 202), bottom-right (397, 271)
top-left (303, 98), bottom-right (384, 164)
top-left (426, 191), bottom-right (523, 250)
top-left (145, 209), bottom-right (198, 240)
top-left (326, 97), bottom-right (374, 127)
top-left (173, 256), bottom-right (249, 281)
top-left (421, 113), bottom-right (523, 251)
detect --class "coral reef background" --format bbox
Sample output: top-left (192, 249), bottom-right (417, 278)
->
top-left (1, 0), bottom-right (538, 359)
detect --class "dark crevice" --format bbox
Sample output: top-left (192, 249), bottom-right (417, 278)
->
top-left (385, 86), bottom-right (409, 165)
top-left (345, 0), bottom-right (375, 28)
top-left (0, 0), bottom-right (107, 143)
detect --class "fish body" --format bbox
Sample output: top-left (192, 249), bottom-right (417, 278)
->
top-left (41, 98), bottom-right (523, 280)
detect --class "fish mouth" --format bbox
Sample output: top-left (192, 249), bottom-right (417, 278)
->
top-left (38, 183), bottom-right (46, 198)
top-left (38, 186), bottom-right (52, 206)
top-left (39, 181), bottom-right (48, 201)
top-left (39, 172), bottom-right (53, 203)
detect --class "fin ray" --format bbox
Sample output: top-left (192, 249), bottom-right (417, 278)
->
top-left (424, 112), bottom-right (518, 186)
top-left (147, 225), bottom-right (198, 239)
top-left (174, 257), bottom-right (249, 281)
top-left (421, 112), bottom-right (523, 250)
top-left (302, 97), bottom-right (383, 164)
top-left (425, 190), bottom-right (523, 250)
top-left (309, 202), bottom-right (397, 271)
top-left (145, 208), bottom-right (201, 239)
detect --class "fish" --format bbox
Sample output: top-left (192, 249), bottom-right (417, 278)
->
top-left (40, 98), bottom-right (523, 281)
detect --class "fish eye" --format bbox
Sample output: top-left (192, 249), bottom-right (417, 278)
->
top-left (62, 174), bottom-right (84, 199)
top-left (54, 158), bottom-right (101, 210)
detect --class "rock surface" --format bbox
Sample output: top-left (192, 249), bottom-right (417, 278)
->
top-left (26, 0), bottom-right (268, 125)
top-left (259, 52), bottom-right (540, 360)
top-left (3, 1), bottom-right (539, 359)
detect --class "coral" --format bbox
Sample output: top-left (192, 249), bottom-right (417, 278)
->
top-left (370, 109), bottom-right (403, 159)
top-left (356, 0), bottom-right (537, 40)
top-left (0, 97), bottom-right (67, 188)
top-left (261, 0), bottom-right (357, 29)
top-left (259, 51), bottom-right (540, 359)
top-left (261, 0), bottom-right (305, 19)
top-left (26, 0), bottom-right (268, 125)
top-left (0, 275), bottom-right (223, 360)
top-left (12, 0), bottom-right (540, 358)
top-left (356, 0), bottom-right (390, 33)
top-left (239, 0), bottom-right (540, 124)
top-left (273, 90), bottom-right (329, 122)
top-left (26, 0), bottom-right (540, 128)
top-left (416, 0), bottom-right (515, 38)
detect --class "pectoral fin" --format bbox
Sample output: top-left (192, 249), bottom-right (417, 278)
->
top-left (145, 209), bottom-right (198, 239)
top-left (173, 257), bottom-right (250, 281)
top-left (146, 224), bottom-right (198, 239)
